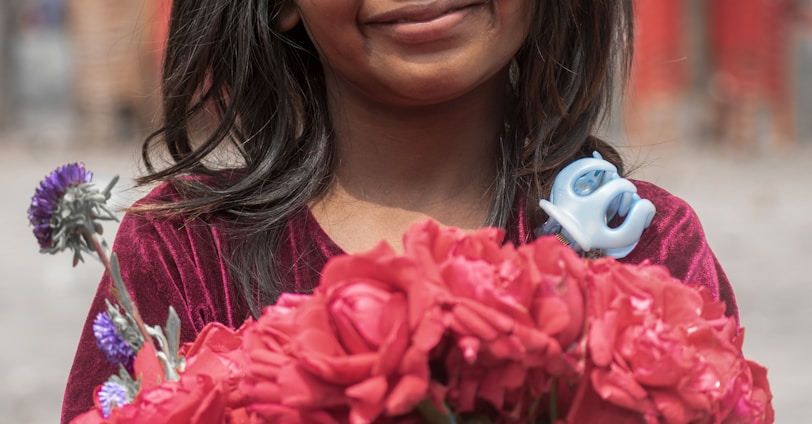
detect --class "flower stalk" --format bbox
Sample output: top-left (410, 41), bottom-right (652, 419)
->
top-left (88, 209), bottom-right (183, 381)
top-left (28, 163), bottom-right (183, 383)
top-left (416, 399), bottom-right (459, 424)
top-left (548, 378), bottom-right (558, 422)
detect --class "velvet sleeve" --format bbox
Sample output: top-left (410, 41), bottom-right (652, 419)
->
top-left (622, 180), bottom-right (739, 320)
top-left (60, 183), bottom-right (250, 423)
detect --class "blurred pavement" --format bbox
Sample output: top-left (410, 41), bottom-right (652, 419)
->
top-left (0, 138), bottom-right (143, 423)
top-left (631, 140), bottom-right (812, 423)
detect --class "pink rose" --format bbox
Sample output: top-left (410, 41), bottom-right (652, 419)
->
top-left (401, 219), bottom-right (506, 272)
top-left (239, 293), bottom-right (350, 423)
top-left (133, 341), bottom-right (168, 393)
top-left (518, 236), bottom-right (588, 352)
top-left (72, 374), bottom-right (240, 424)
top-left (72, 322), bottom-right (251, 424)
top-left (572, 258), bottom-right (773, 423)
top-left (242, 242), bottom-right (447, 423)
top-left (723, 360), bottom-right (774, 423)
top-left (318, 243), bottom-right (446, 421)
top-left (180, 321), bottom-right (251, 409)
top-left (401, 222), bottom-right (587, 420)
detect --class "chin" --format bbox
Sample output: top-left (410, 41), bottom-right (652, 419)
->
top-left (365, 60), bottom-right (504, 106)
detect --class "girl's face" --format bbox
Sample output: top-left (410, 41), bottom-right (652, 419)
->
top-left (286, 0), bottom-right (533, 107)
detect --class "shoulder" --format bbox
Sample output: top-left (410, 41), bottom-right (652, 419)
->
top-left (118, 177), bottom-right (226, 233)
top-left (110, 180), bottom-right (229, 296)
top-left (110, 180), bottom-right (244, 329)
top-left (111, 180), bottom-right (190, 237)
top-left (132, 179), bottom-right (186, 205)
top-left (625, 179), bottom-right (709, 264)
top-left (114, 182), bottom-right (195, 245)
top-left (624, 179), bottom-right (738, 318)
top-left (128, 170), bottom-right (244, 210)
top-left (631, 179), bottom-right (699, 222)
top-left (129, 176), bottom-right (209, 208)
top-left (628, 179), bottom-right (714, 254)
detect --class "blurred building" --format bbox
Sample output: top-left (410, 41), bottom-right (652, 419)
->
top-left (624, 0), bottom-right (688, 146)
top-left (0, 0), bottom-right (170, 145)
top-left (65, 0), bottom-right (168, 145)
top-left (624, 0), bottom-right (810, 151)
top-left (0, 0), bottom-right (19, 131)
top-left (706, 0), bottom-right (797, 148)
top-left (2, 0), bottom-right (811, 150)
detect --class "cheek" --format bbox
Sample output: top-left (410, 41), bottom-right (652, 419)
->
top-left (499, 0), bottom-right (535, 41)
top-left (297, 6), bottom-right (366, 69)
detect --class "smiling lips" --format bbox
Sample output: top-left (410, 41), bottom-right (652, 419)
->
top-left (368, 1), bottom-right (482, 23)
top-left (365, 1), bottom-right (486, 42)
top-left (391, 6), bottom-right (470, 23)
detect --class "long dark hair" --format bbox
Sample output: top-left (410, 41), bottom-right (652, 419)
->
top-left (138, 0), bottom-right (634, 315)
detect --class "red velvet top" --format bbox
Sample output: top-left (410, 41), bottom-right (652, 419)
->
top-left (60, 179), bottom-right (738, 423)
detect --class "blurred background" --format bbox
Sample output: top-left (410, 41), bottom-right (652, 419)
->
top-left (1, 0), bottom-right (811, 422)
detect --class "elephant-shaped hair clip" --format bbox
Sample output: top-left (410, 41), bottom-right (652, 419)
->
top-left (537, 152), bottom-right (656, 258)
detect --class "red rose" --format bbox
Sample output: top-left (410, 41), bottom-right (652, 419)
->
top-left (70, 374), bottom-right (234, 424)
top-left (133, 341), bottom-right (167, 393)
top-left (574, 258), bottom-right (773, 423)
top-left (722, 360), bottom-right (774, 423)
top-left (401, 222), bottom-right (586, 419)
top-left (122, 374), bottom-right (231, 423)
top-left (181, 321), bottom-right (251, 408)
top-left (319, 243), bottom-right (446, 421)
top-left (73, 220), bottom-right (774, 424)
top-left (240, 292), bottom-right (350, 422)
top-left (72, 323), bottom-right (251, 424)
top-left (401, 219), bottom-right (506, 272)
top-left (242, 242), bottom-right (446, 423)
top-left (518, 236), bottom-right (588, 352)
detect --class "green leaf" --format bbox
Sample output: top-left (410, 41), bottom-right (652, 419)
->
top-left (416, 399), bottom-right (456, 424)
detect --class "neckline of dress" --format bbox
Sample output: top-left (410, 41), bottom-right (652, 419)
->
top-left (298, 193), bottom-right (533, 258)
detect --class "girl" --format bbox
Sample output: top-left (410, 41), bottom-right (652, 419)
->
top-left (62, 1), bottom-right (738, 422)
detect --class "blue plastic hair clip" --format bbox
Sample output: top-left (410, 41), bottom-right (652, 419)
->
top-left (537, 152), bottom-right (656, 258)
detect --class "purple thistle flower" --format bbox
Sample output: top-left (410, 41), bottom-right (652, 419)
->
top-left (97, 381), bottom-right (130, 418)
top-left (27, 163), bottom-right (93, 248)
top-left (93, 311), bottom-right (135, 370)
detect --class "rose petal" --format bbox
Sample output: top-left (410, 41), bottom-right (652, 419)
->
top-left (590, 364), bottom-right (650, 413)
top-left (385, 375), bottom-right (430, 415)
top-left (346, 376), bottom-right (388, 423)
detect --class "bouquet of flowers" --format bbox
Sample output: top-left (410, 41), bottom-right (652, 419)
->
top-left (30, 164), bottom-right (773, 423)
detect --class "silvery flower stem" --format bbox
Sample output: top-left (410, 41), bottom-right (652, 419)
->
top-left (89, 231), bottom-right (183, 381)
top-left (87, 228), bottom-right (112, 271)
top-left (87, 232), bottom-right (151, 350)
